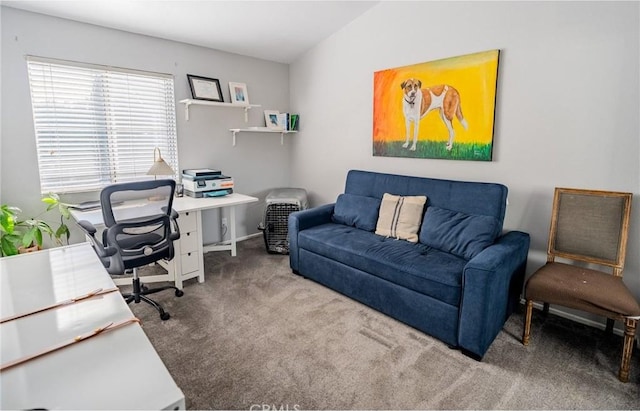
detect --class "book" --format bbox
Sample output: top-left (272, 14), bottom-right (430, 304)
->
top-left (289, 114), bottom-right (299, 131)
top-left (277, 113), bottom-right (289, 131)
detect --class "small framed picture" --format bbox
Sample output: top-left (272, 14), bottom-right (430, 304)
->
top-left (187, 74), bottom-right (223, 102)
top-left (229, 82), bottom-right (249, 105)
top-left (264, 110), bottom-right (281, 130)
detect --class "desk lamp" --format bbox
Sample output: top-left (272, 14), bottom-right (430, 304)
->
top-left (147, 147), bottom-right (175, 178)
top-left (146, 147), bottom-right (175, 200)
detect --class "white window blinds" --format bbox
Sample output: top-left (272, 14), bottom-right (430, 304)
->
top-left (26, 56), bottom-right (179, 193)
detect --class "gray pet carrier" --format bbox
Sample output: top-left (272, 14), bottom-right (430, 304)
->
top-left (258, 188), bottom-right (308, 254)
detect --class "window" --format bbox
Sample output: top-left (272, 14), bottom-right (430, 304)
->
top-left (26, 56), bottom-right (179, 193)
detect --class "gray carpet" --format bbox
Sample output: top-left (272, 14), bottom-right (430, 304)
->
top-left (130, 237), bottom-right (639, 410)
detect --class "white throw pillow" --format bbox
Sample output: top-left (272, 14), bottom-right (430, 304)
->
top-left (375, 193), bottom-right (427, 243)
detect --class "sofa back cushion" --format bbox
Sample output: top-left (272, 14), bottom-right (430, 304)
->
top-left (419, 206), bottom-right (501, 260)
top-left (375, 193), bottom-right (426, 243)
top-left (344, 170), bottom-right (508, 231)
top-left (332, 193), bottom-right (381, 232)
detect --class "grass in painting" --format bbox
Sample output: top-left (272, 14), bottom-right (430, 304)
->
top-left (373, 140), bottom-right (492, 161)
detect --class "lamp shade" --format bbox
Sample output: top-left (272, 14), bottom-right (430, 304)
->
top-left (147, 147), bottom-right (175, 177)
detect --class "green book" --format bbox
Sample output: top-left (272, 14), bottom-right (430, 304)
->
top-left (289, 114), bottom-right (299, 131)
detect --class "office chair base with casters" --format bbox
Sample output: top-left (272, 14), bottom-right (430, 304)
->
top-left (122, 269), bottom-right (184, 320)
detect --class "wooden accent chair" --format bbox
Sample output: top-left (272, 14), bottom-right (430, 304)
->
top-left (522, 188), bottom-right (639, 382)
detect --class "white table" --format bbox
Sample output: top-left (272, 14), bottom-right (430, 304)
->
top-left (70, 193), bottom-right (258, 289)
top-left (0, 243), bottom-right (185, 410)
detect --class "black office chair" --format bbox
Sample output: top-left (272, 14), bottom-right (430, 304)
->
top-left (77, 179), bottom-right (184, 320)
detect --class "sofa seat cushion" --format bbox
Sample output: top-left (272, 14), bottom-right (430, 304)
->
top-left (298, 223), bottom-right (466, 306)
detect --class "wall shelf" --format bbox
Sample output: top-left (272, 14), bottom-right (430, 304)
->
top-left (179, 99), bottom-right (261, 121)
top-left (229, 129), bottom-right (297, 146)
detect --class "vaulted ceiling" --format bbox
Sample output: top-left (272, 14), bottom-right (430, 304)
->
top-left (2, 1), bottom-right (378, 63)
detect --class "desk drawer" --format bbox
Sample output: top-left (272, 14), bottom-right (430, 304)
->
top-left (179, 211), bottom-right (197, 233)
top-left (181, 251), bottom-right (200, 275)
top-left (180, 231), bottom-right (199, 253)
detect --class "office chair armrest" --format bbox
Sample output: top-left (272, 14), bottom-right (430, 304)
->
top-left (169, 209), bottom-right (180, 241)
top-left (161, 207), bottom-right (179, 220)
top-left (77, 220), bottom-right (118, 259)
top-left (77, 220), bottom-right (97, 236)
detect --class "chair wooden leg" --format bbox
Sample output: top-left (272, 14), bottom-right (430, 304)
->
top-left (523, 300), bottom-right (533, 346)
top-left (618, 318), bottom-right (637, 383)
top-left (605, 318), bottom-right (615, 334)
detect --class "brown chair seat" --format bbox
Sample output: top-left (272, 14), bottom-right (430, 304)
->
top-left (526, 262), bottom-right (640, 319)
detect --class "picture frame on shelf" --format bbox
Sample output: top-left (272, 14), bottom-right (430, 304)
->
top-left (229, 82), bottom-right (249, 105)
top-left (187, 74), bottom-right (223, 102)
top-left (264, 110), bottom-right (281, 130)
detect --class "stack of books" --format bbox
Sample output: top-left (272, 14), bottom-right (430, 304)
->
top-left (277, 113), bottom-right (299, 131)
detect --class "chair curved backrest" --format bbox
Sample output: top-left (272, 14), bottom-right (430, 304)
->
top-left (99, 179), bottom-right (179, 275)
top-left (547, 188), bottom-right (632, 276)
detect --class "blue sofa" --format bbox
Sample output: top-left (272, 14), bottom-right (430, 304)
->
top-left (289, 170), bottom-right (530, 359)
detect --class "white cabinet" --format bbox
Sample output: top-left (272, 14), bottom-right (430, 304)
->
top-left (172, 210), bottom-right (203, 288)
top-left (180, 251), bottom-right (200, 275)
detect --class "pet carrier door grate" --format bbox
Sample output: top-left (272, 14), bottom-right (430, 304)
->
top-left (258, 188), bottom-right (308, 254)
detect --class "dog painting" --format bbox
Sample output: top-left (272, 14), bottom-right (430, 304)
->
top-left (401, 79), bottom-right (468, 151)
top-left (373, 50), bottom-right (499, 161)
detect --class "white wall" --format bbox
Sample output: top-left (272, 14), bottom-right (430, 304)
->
top-left (289, 1), bottom-right (640, 321)
top-left (1, 7), bottom-right (293, 244)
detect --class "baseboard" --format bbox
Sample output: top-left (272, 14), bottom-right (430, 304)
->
top-left (237, 232), bottom-right (262, 242)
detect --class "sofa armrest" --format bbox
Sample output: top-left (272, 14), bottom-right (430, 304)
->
top-left (288, 203), bottom-right (335, 272)
top-left (458, 230), bottom-right (530, 358)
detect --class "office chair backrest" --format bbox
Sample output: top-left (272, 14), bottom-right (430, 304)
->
top-left (99, 179), bottom-right (178, 274)
top-left (548, 187), bottom-right (632, 275)
top-left (101, 179), bottom-right (175, 227)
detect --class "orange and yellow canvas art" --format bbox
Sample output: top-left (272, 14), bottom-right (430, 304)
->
top-left (373, 50), bottom-right (500, 161)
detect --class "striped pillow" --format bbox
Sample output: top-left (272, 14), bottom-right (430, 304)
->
top-left (375, 193), bottom-right (427, 243)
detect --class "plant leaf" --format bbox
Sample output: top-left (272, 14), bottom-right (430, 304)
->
top-left (55, 224), bottom-right (71, 245)
top-left (34, 228), bottom-right (43, 247)
top-left (0, 205), bottom-right (20, 234)
top-left (1, 235), bottom-right (19, 256)
top-left (22, 228), bottom-right (35, 247)
top-left (59, 205), bottom-right (71, 219)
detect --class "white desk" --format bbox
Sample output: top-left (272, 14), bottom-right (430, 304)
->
top-left (0, 243), bottom-right (185, 410)
top-left (70, 193), bottom-right (258, 289)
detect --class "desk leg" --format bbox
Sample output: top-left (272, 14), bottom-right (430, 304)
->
top-left (173, 258), bottom-right (183, 289)
top-left (230, 206), bottom-right (237, 257)
top-left (196, 210), bottom-right (205, 283)
top-left (202, 207), bottom-right (239, 258)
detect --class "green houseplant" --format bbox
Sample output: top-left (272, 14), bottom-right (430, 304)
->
top-left (0, 193), bottom-right (71, 257)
